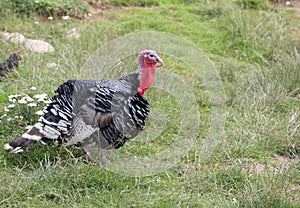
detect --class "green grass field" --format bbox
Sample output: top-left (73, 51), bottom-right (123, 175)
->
top-left (0, 0), bottom-right (299, 207)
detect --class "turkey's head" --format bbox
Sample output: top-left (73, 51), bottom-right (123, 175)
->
top-left (11, 52), bottom-right (21, 62)
top-left (8, 51), bottom-right (21, 62)
top-left (137, 50), bottom-right (163, 95)
top-left (6, 52), bottom-right (21, 69)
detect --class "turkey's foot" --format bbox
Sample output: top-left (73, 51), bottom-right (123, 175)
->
top-left (82, 145), bottom-right (94, 164)
top-left (82, 143), bottom-right (111, 165)
top-left (99, 150), bottom-right (111, 165)
top-left (95, 140), bottom-right (111, 165)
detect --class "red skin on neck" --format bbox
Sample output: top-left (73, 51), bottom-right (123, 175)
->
top-left (137, 62), bottom-right (156, 96)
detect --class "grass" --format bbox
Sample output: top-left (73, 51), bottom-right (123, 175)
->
top-left (0, 0), bottom-right (299, 207)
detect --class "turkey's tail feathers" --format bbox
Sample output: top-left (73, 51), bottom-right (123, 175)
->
top-left (4, 126), bottom-right (45, 153)
top-left (4, 137), bottom-right (33, 153)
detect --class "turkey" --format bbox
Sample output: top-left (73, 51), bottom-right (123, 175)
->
top-left (4, 50), bottom-right (163, 164)
top-left (0, 52), bottom-right (21, 80)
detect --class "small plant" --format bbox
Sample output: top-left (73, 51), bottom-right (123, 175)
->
top-left (100, 0), bottom-right (160, 7)
top-left (1, 0), bottom-right (89, 18)
top-left (234, 0), bottom-right (270, 10)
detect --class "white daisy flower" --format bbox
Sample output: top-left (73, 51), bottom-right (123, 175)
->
top-left (8, 94), bottom-right (22, 99)
top-left (18, 95), bottom-right (34, 104)
top-left (7, 104), bottom-right (16, 108)
top-left (34, 93), bottom-right (48, 102)
top-left (62, 16), bottom-right (69, 20)
top-left (28, 102), bottom-right (37, 107)
top-left (9, 98), bottom-right (16, 103)
top-left (8, 94), bottom-right (22, 103)
top-left (36, 110), bottom-right (44, 116)
top-left (18, 98), bottom-right (28, 104)
top-left (1, 114), bottom-right (7, 118)
top-left (25, 95), bottom-right (34, 102)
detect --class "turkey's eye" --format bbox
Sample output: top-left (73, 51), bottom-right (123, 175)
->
top-left (149, 54), bottom-right (157, 61)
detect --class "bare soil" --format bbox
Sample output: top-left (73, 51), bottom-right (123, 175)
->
top-left (272, 0), bottom-right (300, 15)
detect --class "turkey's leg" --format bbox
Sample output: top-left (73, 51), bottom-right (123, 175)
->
top-left (82, 143), bottom-right (111, 165)
top-left (82, 144), bottom-right (92, 162)
top-left (95, 139), bottom-right (111, 165)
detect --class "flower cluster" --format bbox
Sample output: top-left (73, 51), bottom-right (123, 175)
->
top-left (1, 87), bottom-right (51, 126)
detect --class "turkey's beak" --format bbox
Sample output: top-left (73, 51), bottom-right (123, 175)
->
top-left (156, 56), bottom-right (163, 68)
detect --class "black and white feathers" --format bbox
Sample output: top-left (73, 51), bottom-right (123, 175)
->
top-left (4, 73), bottom-right (149, 153)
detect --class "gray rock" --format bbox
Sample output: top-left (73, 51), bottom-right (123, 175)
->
top-left (2, 32), bottom-right (26, 44)
top-left (67, 28), bottom-right (80, 39)
top-left (45, 62), bottom-right (58, 69)
top-left (1, 32), bottom-right (55, 53)
top-left (25, 39), bottom-right (55, 53)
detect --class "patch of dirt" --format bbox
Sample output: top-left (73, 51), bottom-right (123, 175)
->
top-left (249, 154), bottom-right (298, 175)
top-left (80, 1), bottom-right (160, 22)
top-left (79, 2), bottom-right (124, 22)
top-left (251, 162), bottom-right (266, 173)
top-left (290, 185), bottom-right (300, 201)
top-left (271, 0), bottom-right (300, 15)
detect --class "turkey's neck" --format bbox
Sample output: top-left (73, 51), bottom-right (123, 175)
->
top-left (137, 63), bottom-right (156, 95)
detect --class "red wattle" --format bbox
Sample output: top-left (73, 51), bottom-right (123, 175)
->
top-left (138, 67), bottom-right (155, 95)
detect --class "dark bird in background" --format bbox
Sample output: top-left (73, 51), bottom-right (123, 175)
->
top-left (4, 50), bottom-right (163, 164)
top-left (0, 52), bottom-right (21, 79)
